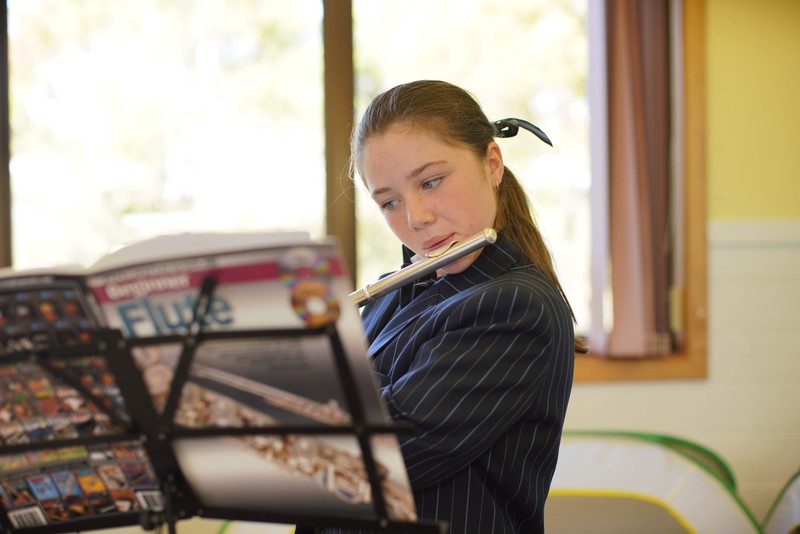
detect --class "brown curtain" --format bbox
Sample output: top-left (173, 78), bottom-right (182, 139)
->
top-left (607, 0), bottom-right (672, 357)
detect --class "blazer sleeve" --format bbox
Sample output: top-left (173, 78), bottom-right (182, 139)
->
top-left (379, 274), bottom-right (574, 489)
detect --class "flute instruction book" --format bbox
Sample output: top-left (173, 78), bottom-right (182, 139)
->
top-left (1, 231), bottom-right (417, 531)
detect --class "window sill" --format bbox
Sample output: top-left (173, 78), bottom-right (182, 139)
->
top-left (573, 349), bottom-right (707, 382)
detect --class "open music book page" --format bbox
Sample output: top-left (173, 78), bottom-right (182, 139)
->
top-left (84, 232), bottom-right (416, 523)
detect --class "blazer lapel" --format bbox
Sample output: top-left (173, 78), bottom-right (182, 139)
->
top-left (363, 232), bottom-right (521, 358)
top-left (366, 287), bottom-right (445, 357)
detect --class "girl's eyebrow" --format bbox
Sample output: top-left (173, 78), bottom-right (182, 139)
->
top-left (370, 160), bottom-right (446, 198)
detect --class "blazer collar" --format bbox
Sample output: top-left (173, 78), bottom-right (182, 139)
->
top-left (364, 231), bottom-right (521, 357)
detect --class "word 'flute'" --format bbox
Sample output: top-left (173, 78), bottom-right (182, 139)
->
top-left (349, 228), bottom-right (498, 307)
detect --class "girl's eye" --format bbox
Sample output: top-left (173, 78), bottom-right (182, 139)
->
top-left (422, 177), bottom-right (442, 190)
top-left (380, 199), bottom-right (399, 211)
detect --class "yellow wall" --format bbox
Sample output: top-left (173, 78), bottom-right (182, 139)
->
top-left (707, 0), bottom-right (800, 220)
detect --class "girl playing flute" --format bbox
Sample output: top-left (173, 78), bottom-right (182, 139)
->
top-left (329, 79), bottom-right (576, 534)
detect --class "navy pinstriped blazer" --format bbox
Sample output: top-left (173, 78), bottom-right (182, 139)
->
top-left (332, 231), bottom-right (574, 534)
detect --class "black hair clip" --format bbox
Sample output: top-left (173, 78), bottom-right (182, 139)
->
top-left (494, 118), bottom-right (553, 147)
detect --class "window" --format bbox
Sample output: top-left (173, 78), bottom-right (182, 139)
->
top-left (344, 0), bottom-right (706, 381)
top-left (2, 0), bottom-right (707, 381)
top-left (7, 0), bottom-right (325, 269)
top-left (575, 0), bottom-right (708, 379)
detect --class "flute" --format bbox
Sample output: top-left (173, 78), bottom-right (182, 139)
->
top-left (350, 228), bottom-right (498, 307)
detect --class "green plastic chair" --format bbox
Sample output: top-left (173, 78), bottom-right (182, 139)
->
top-left (546, 430), bottom-right (762, 533)
top-left (762, 468), bottom-right (800, 534)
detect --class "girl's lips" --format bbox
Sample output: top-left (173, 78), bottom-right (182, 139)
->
top-left (423, 234), bottom-right (455, 252)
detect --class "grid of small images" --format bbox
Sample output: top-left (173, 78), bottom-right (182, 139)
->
top-left (0, 283), bottom-right (97, 357)
top-left (0, 281), bottom-right (163, 530)
top-left (0, 282), bottom-right (127, 448)
top-left (0, 442), bottom-right (162, 529)
top-left (0, 360), bottom-right (124, 448)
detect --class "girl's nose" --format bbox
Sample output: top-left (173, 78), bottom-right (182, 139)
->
top-left (406, 195), bottom-right (435, 230)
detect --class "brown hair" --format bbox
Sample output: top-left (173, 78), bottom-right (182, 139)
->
top-left (351, 80), bottom-right (577, 323)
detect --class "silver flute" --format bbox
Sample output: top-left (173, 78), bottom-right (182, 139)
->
top-left (349, 228), bottom-right (498, 307)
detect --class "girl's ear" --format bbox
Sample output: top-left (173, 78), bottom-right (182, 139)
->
top-left (485, 141), bottom-right (505, 186)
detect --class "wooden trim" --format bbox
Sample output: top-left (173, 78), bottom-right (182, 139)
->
top-left (323, 0), bottom-right (357, 288)
top-left (0, 1), bottom-right (11, 268)
top-left (681, 0), bottom-right (708, 378)
top-left (575, 0), bottom-right (707, 382)
top-left (574, 350), bottom-right (703, 382)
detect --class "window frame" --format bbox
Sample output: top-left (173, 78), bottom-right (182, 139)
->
top-left (573, 0), bottom-right (707, 381)
top-left (0, 1), bottom-right (9, 268)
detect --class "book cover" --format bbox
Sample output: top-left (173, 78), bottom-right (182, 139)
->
top-left (0, 271), bottom-right (164, 531)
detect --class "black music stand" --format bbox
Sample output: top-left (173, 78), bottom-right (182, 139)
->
top-left (0, 275), bottom-right (447, 534)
